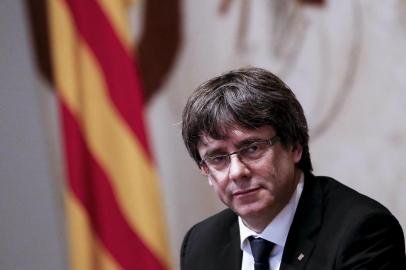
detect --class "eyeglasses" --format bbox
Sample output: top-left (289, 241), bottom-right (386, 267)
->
top-left (200, 136), bottom-right (280, 173)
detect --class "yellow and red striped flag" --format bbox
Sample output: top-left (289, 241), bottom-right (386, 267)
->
top-left (47, 0), bottom-right (171, 269)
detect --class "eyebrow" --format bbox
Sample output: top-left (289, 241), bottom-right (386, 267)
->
top-left (203, 147), bottom-right (227, 158)
top-left (202, 136), bottom-right (268, 157)
top-left (234, 137), bottom-right (266, 148)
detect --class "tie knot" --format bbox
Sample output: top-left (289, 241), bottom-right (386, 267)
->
top-left (249, 236), bottom-right (274, 264)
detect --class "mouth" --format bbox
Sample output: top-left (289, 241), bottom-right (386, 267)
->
top-left (233, 187), bottom-right (261, 197)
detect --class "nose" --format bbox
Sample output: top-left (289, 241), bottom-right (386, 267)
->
top-left (228, 154), bottom-right (251, 181)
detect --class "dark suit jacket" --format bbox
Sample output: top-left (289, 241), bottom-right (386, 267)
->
top-left (180, 173), bottom-right (406, 269)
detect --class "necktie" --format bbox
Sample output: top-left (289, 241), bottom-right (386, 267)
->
top-left (249, 236), bottom-right (275, 270)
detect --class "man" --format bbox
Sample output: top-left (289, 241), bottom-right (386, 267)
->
top-left (180, 67), bottom-right (406, 270)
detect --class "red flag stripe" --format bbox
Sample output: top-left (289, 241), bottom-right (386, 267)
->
top-left (61, 100), bottom-right (165, 270)
top-left (63, 0), bottom-right (151, 159)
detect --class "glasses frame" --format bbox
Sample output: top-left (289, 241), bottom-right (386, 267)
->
top-left (199, 135), bottom-right (281, 173)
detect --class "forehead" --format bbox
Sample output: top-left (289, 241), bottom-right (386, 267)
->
top-left (198, 125), bottom-right (275, 149)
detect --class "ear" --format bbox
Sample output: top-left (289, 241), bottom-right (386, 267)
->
top-left (199, 166), bottom-right (213, 186)
top-left (199, 166), bottom-right (209, 176)
top-left (292, 144), bottom-right (303, 163)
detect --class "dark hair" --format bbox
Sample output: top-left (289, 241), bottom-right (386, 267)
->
top-left (181, 67), bottom-right (312, 172)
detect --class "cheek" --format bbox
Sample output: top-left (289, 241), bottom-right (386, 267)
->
top-left (259, 156), bottom-right (279, 178)
top-left (209, 175), bottom-right (231, 199)
top-left (261, 156), bottom-right (293, 187)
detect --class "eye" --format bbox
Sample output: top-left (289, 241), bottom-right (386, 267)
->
top-left (244, 144), bottom-right (260, 153)
top-left (240, 142), bottom-right (265, 158)
top-left (207, 155), bottom-right (228, 165)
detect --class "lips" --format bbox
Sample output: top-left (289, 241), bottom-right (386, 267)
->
top-left (233, 187), bottom-right (261, 197)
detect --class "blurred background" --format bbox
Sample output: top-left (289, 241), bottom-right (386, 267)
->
top-left (1, 0), bottom-right (406, 269)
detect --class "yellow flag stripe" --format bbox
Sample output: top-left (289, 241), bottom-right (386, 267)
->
top-left (78, 44), bottom-right (170, 266)
top-left (48, 0), bottom-right (170, 267)
top-left (66, 191), bottom-right (123, 270)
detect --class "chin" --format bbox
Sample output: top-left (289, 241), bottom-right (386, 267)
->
top-left (233, 201), bottom-right (270, 219)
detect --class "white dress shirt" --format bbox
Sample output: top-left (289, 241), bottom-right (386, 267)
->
top-left (239, 174), bottom-right (304, 270)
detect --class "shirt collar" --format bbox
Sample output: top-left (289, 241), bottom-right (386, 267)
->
top-left (239, 173), bottom-right (304, 249)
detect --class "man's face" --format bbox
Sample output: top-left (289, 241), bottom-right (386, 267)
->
top-left (197, 125), bottom-right (303, 228)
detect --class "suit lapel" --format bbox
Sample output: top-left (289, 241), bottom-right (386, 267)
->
top-left (280, 239), bottom-right (315, 270)
top-left (216, 218), bottom-right (242, 270)
top-left (280, 173), bottom-right (323, 270)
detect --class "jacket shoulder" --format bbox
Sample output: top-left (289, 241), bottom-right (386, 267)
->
top-left (302, 175), bottom-right (406, 268)
top-left (315, 175), bottom-right (393, 216)
top-left (182, 208), bottom-right (237, 248)
top-left (180, 209), bottom-right (238, 270)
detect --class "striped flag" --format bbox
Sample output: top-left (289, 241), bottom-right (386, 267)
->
top-left (47, 0), bottom-right (171, 269)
